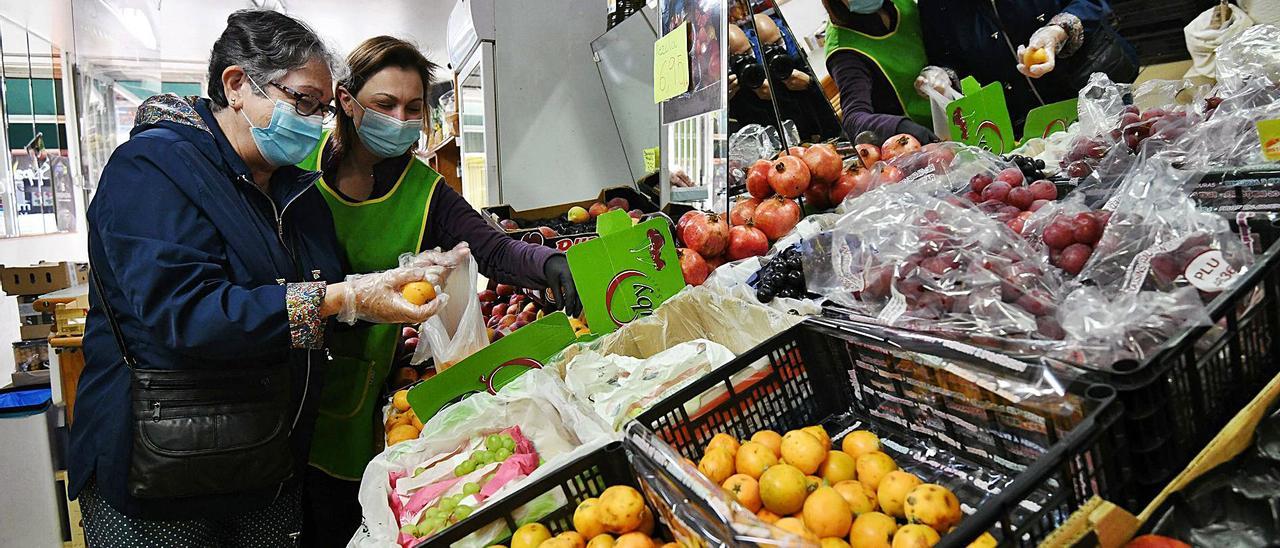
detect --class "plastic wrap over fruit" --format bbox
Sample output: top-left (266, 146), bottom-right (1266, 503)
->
top-left (1082, 157), bottom-right (1252, 302)
top-left (729, 124), bottom-right (782, 174)
top-left (1168, 78), bottom-right (1280, 170)
top-left (1053, 286), bottom-right (1211, 366)
top-left (1075, 72), bottom-right (1130, 139)
top-left (623, 422), bottom-right (815, 547)
top-left (1215, 24), bottom-right (1280, 93)
top-left (806, 184), bottom-right (1066, 345)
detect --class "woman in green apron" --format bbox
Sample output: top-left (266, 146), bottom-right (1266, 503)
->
top-left (822, 0), bottom-right (946, 143)
top-left (299, 36), bottom-right (581, 546)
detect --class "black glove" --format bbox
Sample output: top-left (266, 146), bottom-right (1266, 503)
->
top-left (896, 118), bottom-right (939, 144)
top-left (543, 254), bottom-right (582, 317)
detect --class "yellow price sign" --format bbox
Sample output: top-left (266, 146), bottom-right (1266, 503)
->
top-left (643, 147), bottom-right (660, 173)
top-left (1258, 119), bottom-right (1280, 162)
top-left (653, 23), bottom-right (690, 104)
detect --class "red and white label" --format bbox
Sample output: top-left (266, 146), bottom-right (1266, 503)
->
top-left (1184, 249), bottom-right (1240, 292)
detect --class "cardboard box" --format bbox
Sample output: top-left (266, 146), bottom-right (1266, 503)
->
top-left (1, 262), bottom-right (88, 297)
top-left (566, 212), bottom-right (685, 335)
top-left (20, 324), bottom-right (52, 341)
top-left (483, 187), bottom-right (661, 252)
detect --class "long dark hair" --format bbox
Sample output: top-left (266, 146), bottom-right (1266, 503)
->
top-left (330, 36), bottom-right (437, 165)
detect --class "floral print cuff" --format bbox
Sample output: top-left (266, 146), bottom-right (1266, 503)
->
top-left (287, 282), bottom-right (326, 349)
top-left (1051, 12), bottom-right (1085, 58)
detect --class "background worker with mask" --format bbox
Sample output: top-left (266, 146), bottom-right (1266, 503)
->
top-left (297, 36), bottom-right (582, 546)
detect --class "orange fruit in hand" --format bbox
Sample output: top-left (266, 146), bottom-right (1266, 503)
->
top-left (1024, 47), bottom-right (1049, 66)
top-left (401, 281), bottom-right (437, 305)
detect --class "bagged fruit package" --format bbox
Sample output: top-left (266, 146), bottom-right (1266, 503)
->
top-left (805, 183), bottom-right (1067, 348)
top-left (1168, 77), bottom-right (1280, 171)
top-left (1215, 24), bottom-right (1280, 94)
top-left (1080, 157), bottom-right (1252, 302)
top-left (410, 253), bottom-right (488, 371)
top-left (353, 369), bottom-right (613, 548)
top-left (622, 423), bottom-right (814, 546)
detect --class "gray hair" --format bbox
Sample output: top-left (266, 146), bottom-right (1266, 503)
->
top-left (205, 9), bottom-right (346, 109)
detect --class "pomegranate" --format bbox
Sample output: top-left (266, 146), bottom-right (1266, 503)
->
top-left (880, 133), bottom-right (922, 161)
top-left (705, 254), bottom-right (727, 271)
top-left (830, 169), bottom-right (860, 203)
top-left (787, 146), bottom-right (806, 157)
top-left (855, 144), bottom-right (880, 167)
top-left (876, 164), bottom-right (905, 185)
top-left (730, 197), bottom-right (761, 227)
top-left (768, 155), bottom-right (811, 198)
top-left (746, 159), bottom-right (774, 199)
top-left (922, 142), bottom-right (956, 170)
top-left (804, 181), bottom-right (833, 210)
top-left (679, 248), bottom-right (710, 286)
top-left (802, 144), bottom-right (842, 185)
top-left (754, 197), bottom-right (802, 240)
top-left (680, 212), bottom-right (729, 258)
top-left (676, 210), bottom-right (700, 236)
top-left (727, 224), bottom-right (769, 260)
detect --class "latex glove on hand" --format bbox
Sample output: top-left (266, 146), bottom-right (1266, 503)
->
top-left (335, 264), bottom-right (448, 325)
top-left (401, 242), bottom-right (471, 271)
top-left (1017, 25), bottom-right (1067, 78)
top-left (914, 66), bottom-right (958, 99)
top-left (543, 254), bottom-right (582, 317)
top-left (896, 118), bottom-right (939, 144)
top-left (784, 70), bottom-right (811, 91)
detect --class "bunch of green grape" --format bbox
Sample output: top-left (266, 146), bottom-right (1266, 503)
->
top-left (401, 485), bottom-right (482, 538)
top-left (452, 433), bottom-right (517, 477)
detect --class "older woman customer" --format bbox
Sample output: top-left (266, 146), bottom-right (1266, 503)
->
top-left (70, 10), bottom-right (452, 546)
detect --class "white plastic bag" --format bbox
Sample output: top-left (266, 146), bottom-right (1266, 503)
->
top-left (925, 87), bottom-right (961, 141)
top-left (1184, 4), bottom-right (1255, 80)
top-left (410, 254), bottom-right (487, 370)
top-left (351, 369), bottom-right (614, 548)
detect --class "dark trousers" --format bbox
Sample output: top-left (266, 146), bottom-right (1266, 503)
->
top-left (301, 465), bottom-right (363, 548)
top-left (81, 479), bottom-right (302, 547)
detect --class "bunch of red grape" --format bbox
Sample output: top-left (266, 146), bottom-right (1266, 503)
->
top-left (963, 168), bottom-right (1059, 235)
top-left (1059, 104), bottom-right (1193, 179)
top-left (1040, 211), bottom-right (1111, 276)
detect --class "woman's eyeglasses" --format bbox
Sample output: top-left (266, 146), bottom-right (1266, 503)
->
top-left (269, 81), bottom-right (337, 122)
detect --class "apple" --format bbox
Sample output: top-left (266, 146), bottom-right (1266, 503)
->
top-left (588, 202), bottom-right (608, 218)
top-left (567, 206), bottom-right (589, 224)
top-left (606, 197), bottom-right (630, 211)
top-left (498, 219), bottom-right (519, 231)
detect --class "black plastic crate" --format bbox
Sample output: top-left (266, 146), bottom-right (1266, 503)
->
top-left (635, 321), bottom-right (1122, 547)
top-left (419, 441), bottom-right (653, 546)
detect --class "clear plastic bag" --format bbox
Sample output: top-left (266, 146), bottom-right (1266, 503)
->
top-left (1215, 24), bottom-right (1280, 93)
top-left (410, 254), bottom-right (488, 370)
top-left (1171, 78), bottom-right (1280, 170)
top-left (1054, 285), bottom-right (1212, 366)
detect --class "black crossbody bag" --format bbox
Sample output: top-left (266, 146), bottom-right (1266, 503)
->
top-left (91, 271), bottom-right (296, 499)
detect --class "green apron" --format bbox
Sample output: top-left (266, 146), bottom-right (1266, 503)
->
top-left (303, 132), bottom-right (441, 480)
top-left (825, 0), bottom-right (932, 126)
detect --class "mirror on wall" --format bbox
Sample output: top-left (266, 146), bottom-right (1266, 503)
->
top-left (727, 0), bottom-right (843, 147)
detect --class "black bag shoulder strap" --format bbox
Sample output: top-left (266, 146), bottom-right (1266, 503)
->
top-left (90, 269), bottom-right (137, 368)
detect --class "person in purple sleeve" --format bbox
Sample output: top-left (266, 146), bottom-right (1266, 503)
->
top-left (915, 0), bottom-right (1138, 131)
top-left (296, 36), bottom-right (581, 546)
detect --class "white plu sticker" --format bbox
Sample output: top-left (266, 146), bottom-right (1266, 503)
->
top-left (877, 284), bottom-right (908, 324)
top-left (1184, 249), bottom-right (1241, 292)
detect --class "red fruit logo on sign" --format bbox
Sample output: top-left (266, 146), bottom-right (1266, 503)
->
top-left (478, 357), bottom-right (543, 394)
top-left (604, 270), bottom-right (656, 326)
top-left (646, 228), bottom-right (668, 271)
top-left (952, 107), bottom-right (969, 139)
top-left (1042, 118), bottom-right (1069, 138)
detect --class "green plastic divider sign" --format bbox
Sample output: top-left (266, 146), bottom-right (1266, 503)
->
top-left (654, 23), bottom-right (690, 103)
top-left (945, 80), bottom-right (1015, 154)
top-left (1258, 119), bottom-right (1280, 161)
top-left (1023, 98), bottom-right (1079, 141)
top-left (567, 216), bottom-right (685, 335)
top-left (406, 312), bottom-right (577, 422)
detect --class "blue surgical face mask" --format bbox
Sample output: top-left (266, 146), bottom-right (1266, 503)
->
top-left (241, 79), bottom-right (324, 167)
top-left (846, 0), bottom-right (884, 15)
top-left (354, 98), bottom-right (422, 158)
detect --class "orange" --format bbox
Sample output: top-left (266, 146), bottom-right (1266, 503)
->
top-left (706, 433), bottom-right (741, 457)
top-left (1023, 47), bottom-right (1049, 66)
top-left (612, 533), bottom-right (654, 548)
top-left (848, 512), bottom-right (897, 548)
top-left (387, 424), bottom-right (419, 446)
top-left (735, 441), bottom-right (778, 479)
top-left (802, 486), bottom-right (853, 538)
top-left (636, 507), bottom-right (655, 536)
top-left (855, 451), bottom-right (898, 491)
top-left (392, 389), bottom-right (411, 412)
top-left (802, 426), bottom-right (832, 448)
top-left (722, 474), bottom-right (762, 512)
top-left (401, 281), bottom-right (437, 305)
top-left (698, 448), bottom-right (735, 485)
top-left (751, 430), bottom-right (784, 458)
top-left (552, 532), bottom-right (587, 548)
top-left (877, 471), bottom-right (922, 518)
top-left (892, 524), bottom-right (941, 548)
top-left (774, 517), bottom-right (819, 543)
top-left (805, 475), bottom-right (826, 494)
top-left (385, 411), bottom-right (412, 432)
top-left (756, 508), bottom-right (782, 524)
top-left (833, 480), bottom-right (878, 515)
top-left (903, 484), bottom-right (962, 533)
top-left (586, 535), bottom-right (616, 548)
top-left (780, 430), bottom-right (826, 474)
top-left (758, 463), bottom-right (808, 515)
top-left (408, 410), bottom-right (424, 431)
top-left (818, 450), bottom-right (857, 484)
top-left (598, 486), bottom-right (646, 534)
top-left (510, 523), bottom-right (552, 548)
top-left (841, 431), bottom-right (880, 459)
top-left (821, 539), bottom-right (852, 548)
top-left (574, 498), bottom-right (607, 538)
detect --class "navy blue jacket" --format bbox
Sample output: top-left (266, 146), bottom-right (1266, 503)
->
top-left (71, 95), bottom-right (345, 518)
top-left (919, 0), bottom-right (1138, 131)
